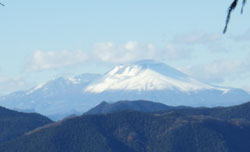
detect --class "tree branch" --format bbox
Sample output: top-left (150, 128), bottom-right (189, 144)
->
top-left (241, 0), bottom-right (247, 14)
top-left (223, 0), bottom-right (238, 34)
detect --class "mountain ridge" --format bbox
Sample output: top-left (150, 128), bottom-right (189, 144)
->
top-left (85, 100), bottom-right (176, 115)
top-left (0, 60), bottom-right (249, 119)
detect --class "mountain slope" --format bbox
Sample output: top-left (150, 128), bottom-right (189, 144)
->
top-left (0, 106), bottom-right (52, 143)
top-left (1, 111), bottom-right (250, 152)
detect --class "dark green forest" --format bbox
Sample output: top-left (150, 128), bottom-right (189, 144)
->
top-left (2, 101), bottom-right (250, 152)
top-left (0, 106), bottom-right (52, 143)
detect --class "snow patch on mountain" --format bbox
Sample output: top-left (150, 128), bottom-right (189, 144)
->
top-left (27, 82), bottom-right (47, 95)
top-left (85, 60), bottom-right (229, 93)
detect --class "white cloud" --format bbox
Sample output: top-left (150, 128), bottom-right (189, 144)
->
top-left (92, 41), bottom-right (192, 63)
top-left (25, 40), bottom-right (197, 72)
top-left (124, 41), bottom-right (139, 51)
top-left (182, 59), bottom-right (248, 83)
top-left (26, 50), bottom-right (88, 71)
top-left (26, 34), bottom-right (230, 72)
top-left (232, 29), bottom-right (250, 41)
top-left (173, 32), bottom-right (230, 52)
top-left (92, 41), bottom-right (158, 63)
top-left (0, 75), bottom-right (30, 95)
top-left (174, 33), bottom-right (221, 44)
top-left (163, 44), bottom-right (192, 60)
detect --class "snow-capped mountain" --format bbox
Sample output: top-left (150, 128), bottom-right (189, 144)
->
top-left (0, 60), bottom-right (250, 120)
top-left (85, 60), bottom-right (228, 93)
top-left (0, 73), bottom-right (101, 120)
top-left (83, 60), bottom-right (250, 107)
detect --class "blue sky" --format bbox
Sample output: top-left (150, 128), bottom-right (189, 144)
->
top-left (0, 0), bottom-right (250, 95)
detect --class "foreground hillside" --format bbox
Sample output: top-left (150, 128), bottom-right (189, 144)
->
top-left (1, 110), bottom-right (250, 152)
top-left (0, 106), bottom-right (52, 143)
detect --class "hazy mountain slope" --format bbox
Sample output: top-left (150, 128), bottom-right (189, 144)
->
top-left (0, 106), bottom-right (52, 143)
top-left (86, 100), bottom-right (177, 115)
top-left (0, 74), bottom-right (101, 119)
top-left (2, 111), bottom-right (250, 152)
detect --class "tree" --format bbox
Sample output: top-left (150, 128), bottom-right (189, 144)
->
top-left (223, 0), bottom-right (247, 33)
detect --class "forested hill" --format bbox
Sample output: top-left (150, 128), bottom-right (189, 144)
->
top-left (86, 100), bottom-right (176, 115)
top-left (0, 106), bottom-right (53, 143)
top-left (1, 110), bottom-right (250, 152)
top-left (159, 101), bottom-right (250, 121)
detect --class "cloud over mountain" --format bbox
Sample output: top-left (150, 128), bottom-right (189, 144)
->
top-left (26, 50), bottom-right (89, 71)
top-left (26, 41), bottom-right (195, 72)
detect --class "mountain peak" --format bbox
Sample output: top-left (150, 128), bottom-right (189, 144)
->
top-left (133, 59), bottom-right (163, 65)
top-left (132, 60), bottom-right (188, 79)
top-left (107, 60), bottom-right (188, 79)
top-left (84, 60), bottom-right (221, 93)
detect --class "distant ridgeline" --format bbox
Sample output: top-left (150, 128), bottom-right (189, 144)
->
top-left (1, 100), bottom-right (250, 152)
top-left (1, 60), bottom-right (250, 120)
